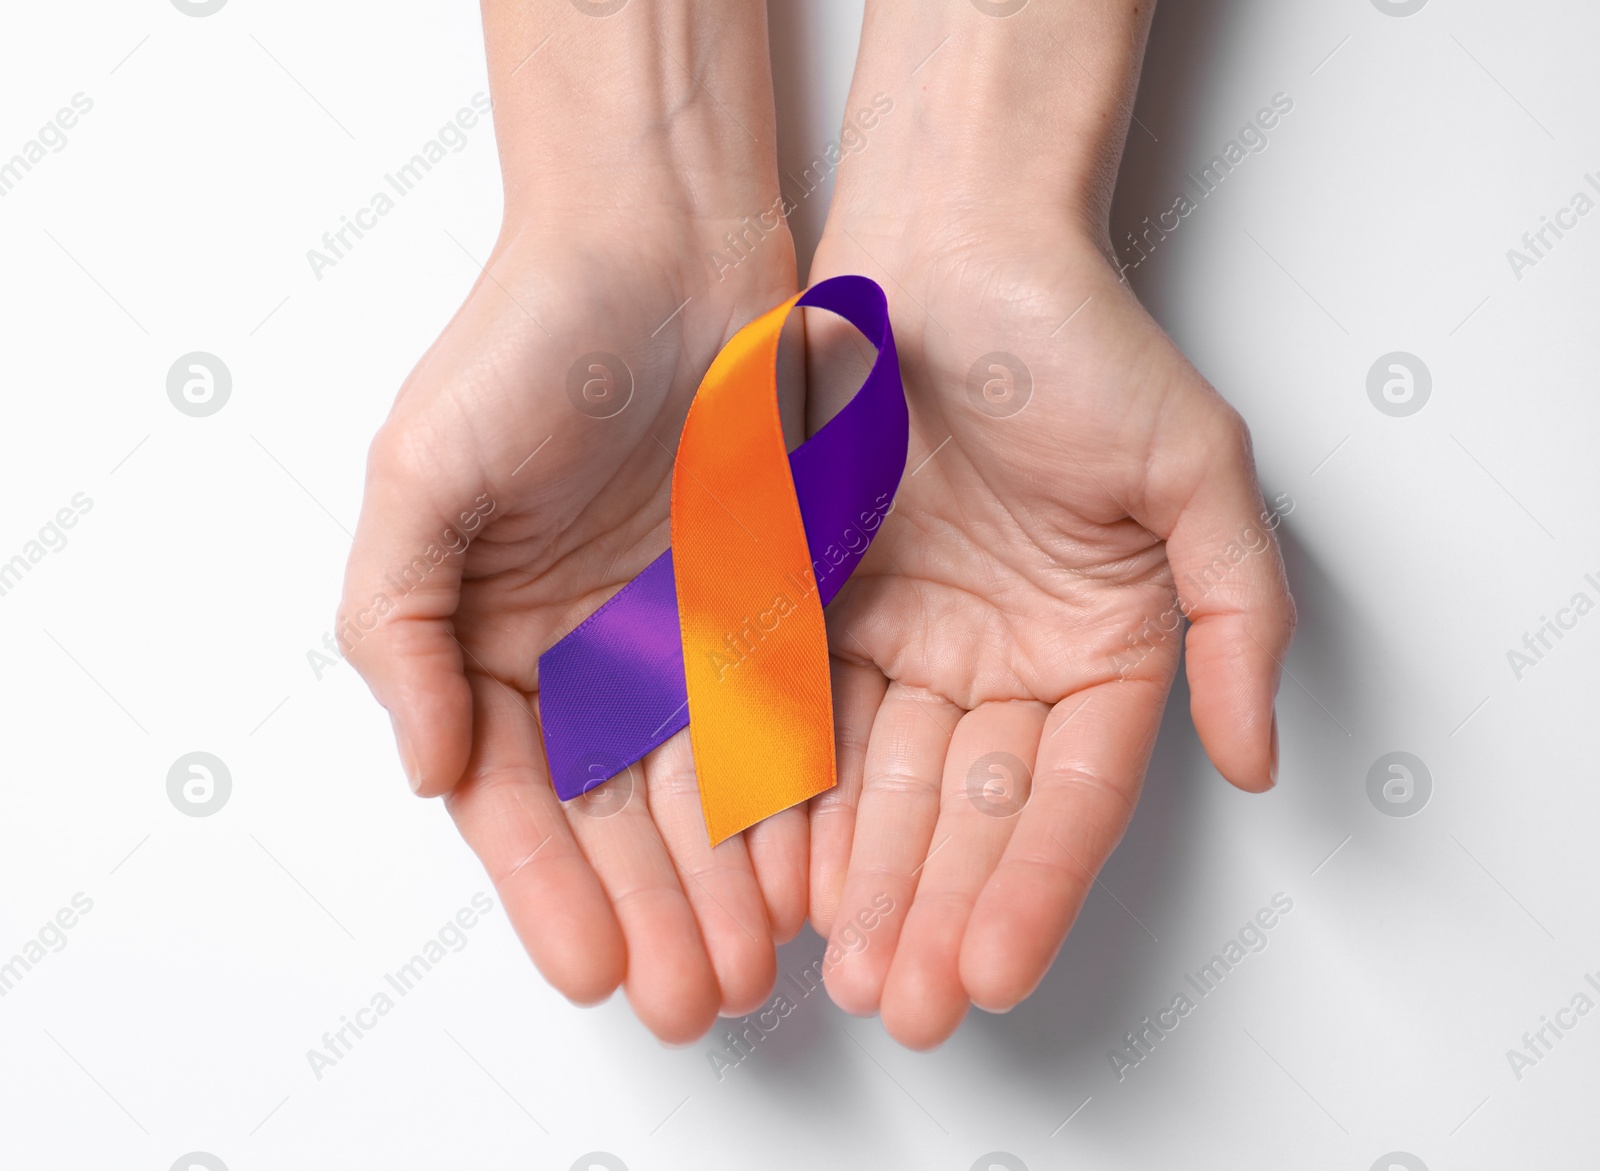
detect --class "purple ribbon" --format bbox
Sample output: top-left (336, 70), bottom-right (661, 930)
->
top-left (537, 275), bottom-right (907, 800)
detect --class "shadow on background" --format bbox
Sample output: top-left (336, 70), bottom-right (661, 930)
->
top-left (961, 0), bottom-right (1376, 1081)
top-left (953, 0), bottom-right (1246, 1072)
top-left (767, 0), bottom-right (859, 282)
top-left (959, 523), bottom-right (1366, 1073)
top-left (1110, 0), bottom-right (1250, 319)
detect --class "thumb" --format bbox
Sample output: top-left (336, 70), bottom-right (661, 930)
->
top-left (1155, 405), bottom-right (1296, 793)
top-left (338, 429), bottom-right (484, 797)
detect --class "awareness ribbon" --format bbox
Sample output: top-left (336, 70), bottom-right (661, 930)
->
top-left (536, 275), bottom-right (907, 844)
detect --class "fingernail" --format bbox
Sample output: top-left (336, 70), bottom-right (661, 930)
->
top-left (1267, 711), bottom-right (1280, 788)
top-left (391, 714), bottom-right (422, 793)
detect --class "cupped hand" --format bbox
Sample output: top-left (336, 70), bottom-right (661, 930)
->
top-left (338, 209), bottom-right (808, 1044)
top-left (803, 213), bottom-right (1296, 1049)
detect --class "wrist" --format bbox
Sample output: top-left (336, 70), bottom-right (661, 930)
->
top-left (829, 0), bottom-right (1153, 247)
top-left (482, 0), bottom-right (783, 231)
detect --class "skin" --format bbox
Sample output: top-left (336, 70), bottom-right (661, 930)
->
top-left (339, 0), bottom-right (1296, 1048)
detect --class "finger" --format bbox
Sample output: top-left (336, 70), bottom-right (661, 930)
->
top-left (960, 679), bottom-right (1167, 1011)
top-left (340, 427), bottom-right (485, 796)
top-left (745, 806), bottom-right (808, 945)
top-left (443, 673), bottom-right (624, 1006)
top-left (562, 733), bottom-right (721, 1044)
top-left (1151, 403), bottom-right (1295, 792)
top-left (822, 683), bottom-right (960, 1017)
top-left (881, 700), bottom-right (1048, 1050)
top-left (636, 730), bottom-right (778, 1017)
top-left (808, 657), bottom-right (889, 937)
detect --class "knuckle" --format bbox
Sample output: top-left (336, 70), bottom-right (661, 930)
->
top-left (646, 760), bottom-right (703, 807)
top-left (365, 421), bottom-right (427, 485)
top-left (862, 767), bottom-right (940, 802)
top-left (1278, 588), bottom-right (1301, 643)
top-left (1034, 763), bottom-right (1139, 824)
top-left (1210, 404), bottom-right (1255, 463)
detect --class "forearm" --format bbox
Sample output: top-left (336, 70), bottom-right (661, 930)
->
top-left (831, 0), bottom-right (1154, 243)
top-left (478, 0), bottom-right (784, 230)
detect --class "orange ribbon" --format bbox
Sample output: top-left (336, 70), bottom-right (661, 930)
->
top-left (670, 294), bottom-right (835, 845)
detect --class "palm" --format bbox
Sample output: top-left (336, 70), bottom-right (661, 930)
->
top-left (803, 225), bottom-right (1292, 1047)
top-left (342, 223), bottom-right (810, 1043)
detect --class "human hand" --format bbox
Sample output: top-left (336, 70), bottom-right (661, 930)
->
top-left (801, 0), bottom-right (1297, 1048)
top-left (338, 3), bottom-right (807, 1044)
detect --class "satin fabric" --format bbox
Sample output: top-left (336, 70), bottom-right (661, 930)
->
top-left (537, 275), bottom-right (907, 844)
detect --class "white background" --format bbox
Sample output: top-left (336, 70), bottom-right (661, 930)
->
top-left (2, 1), bottom-right (1597, 1169)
